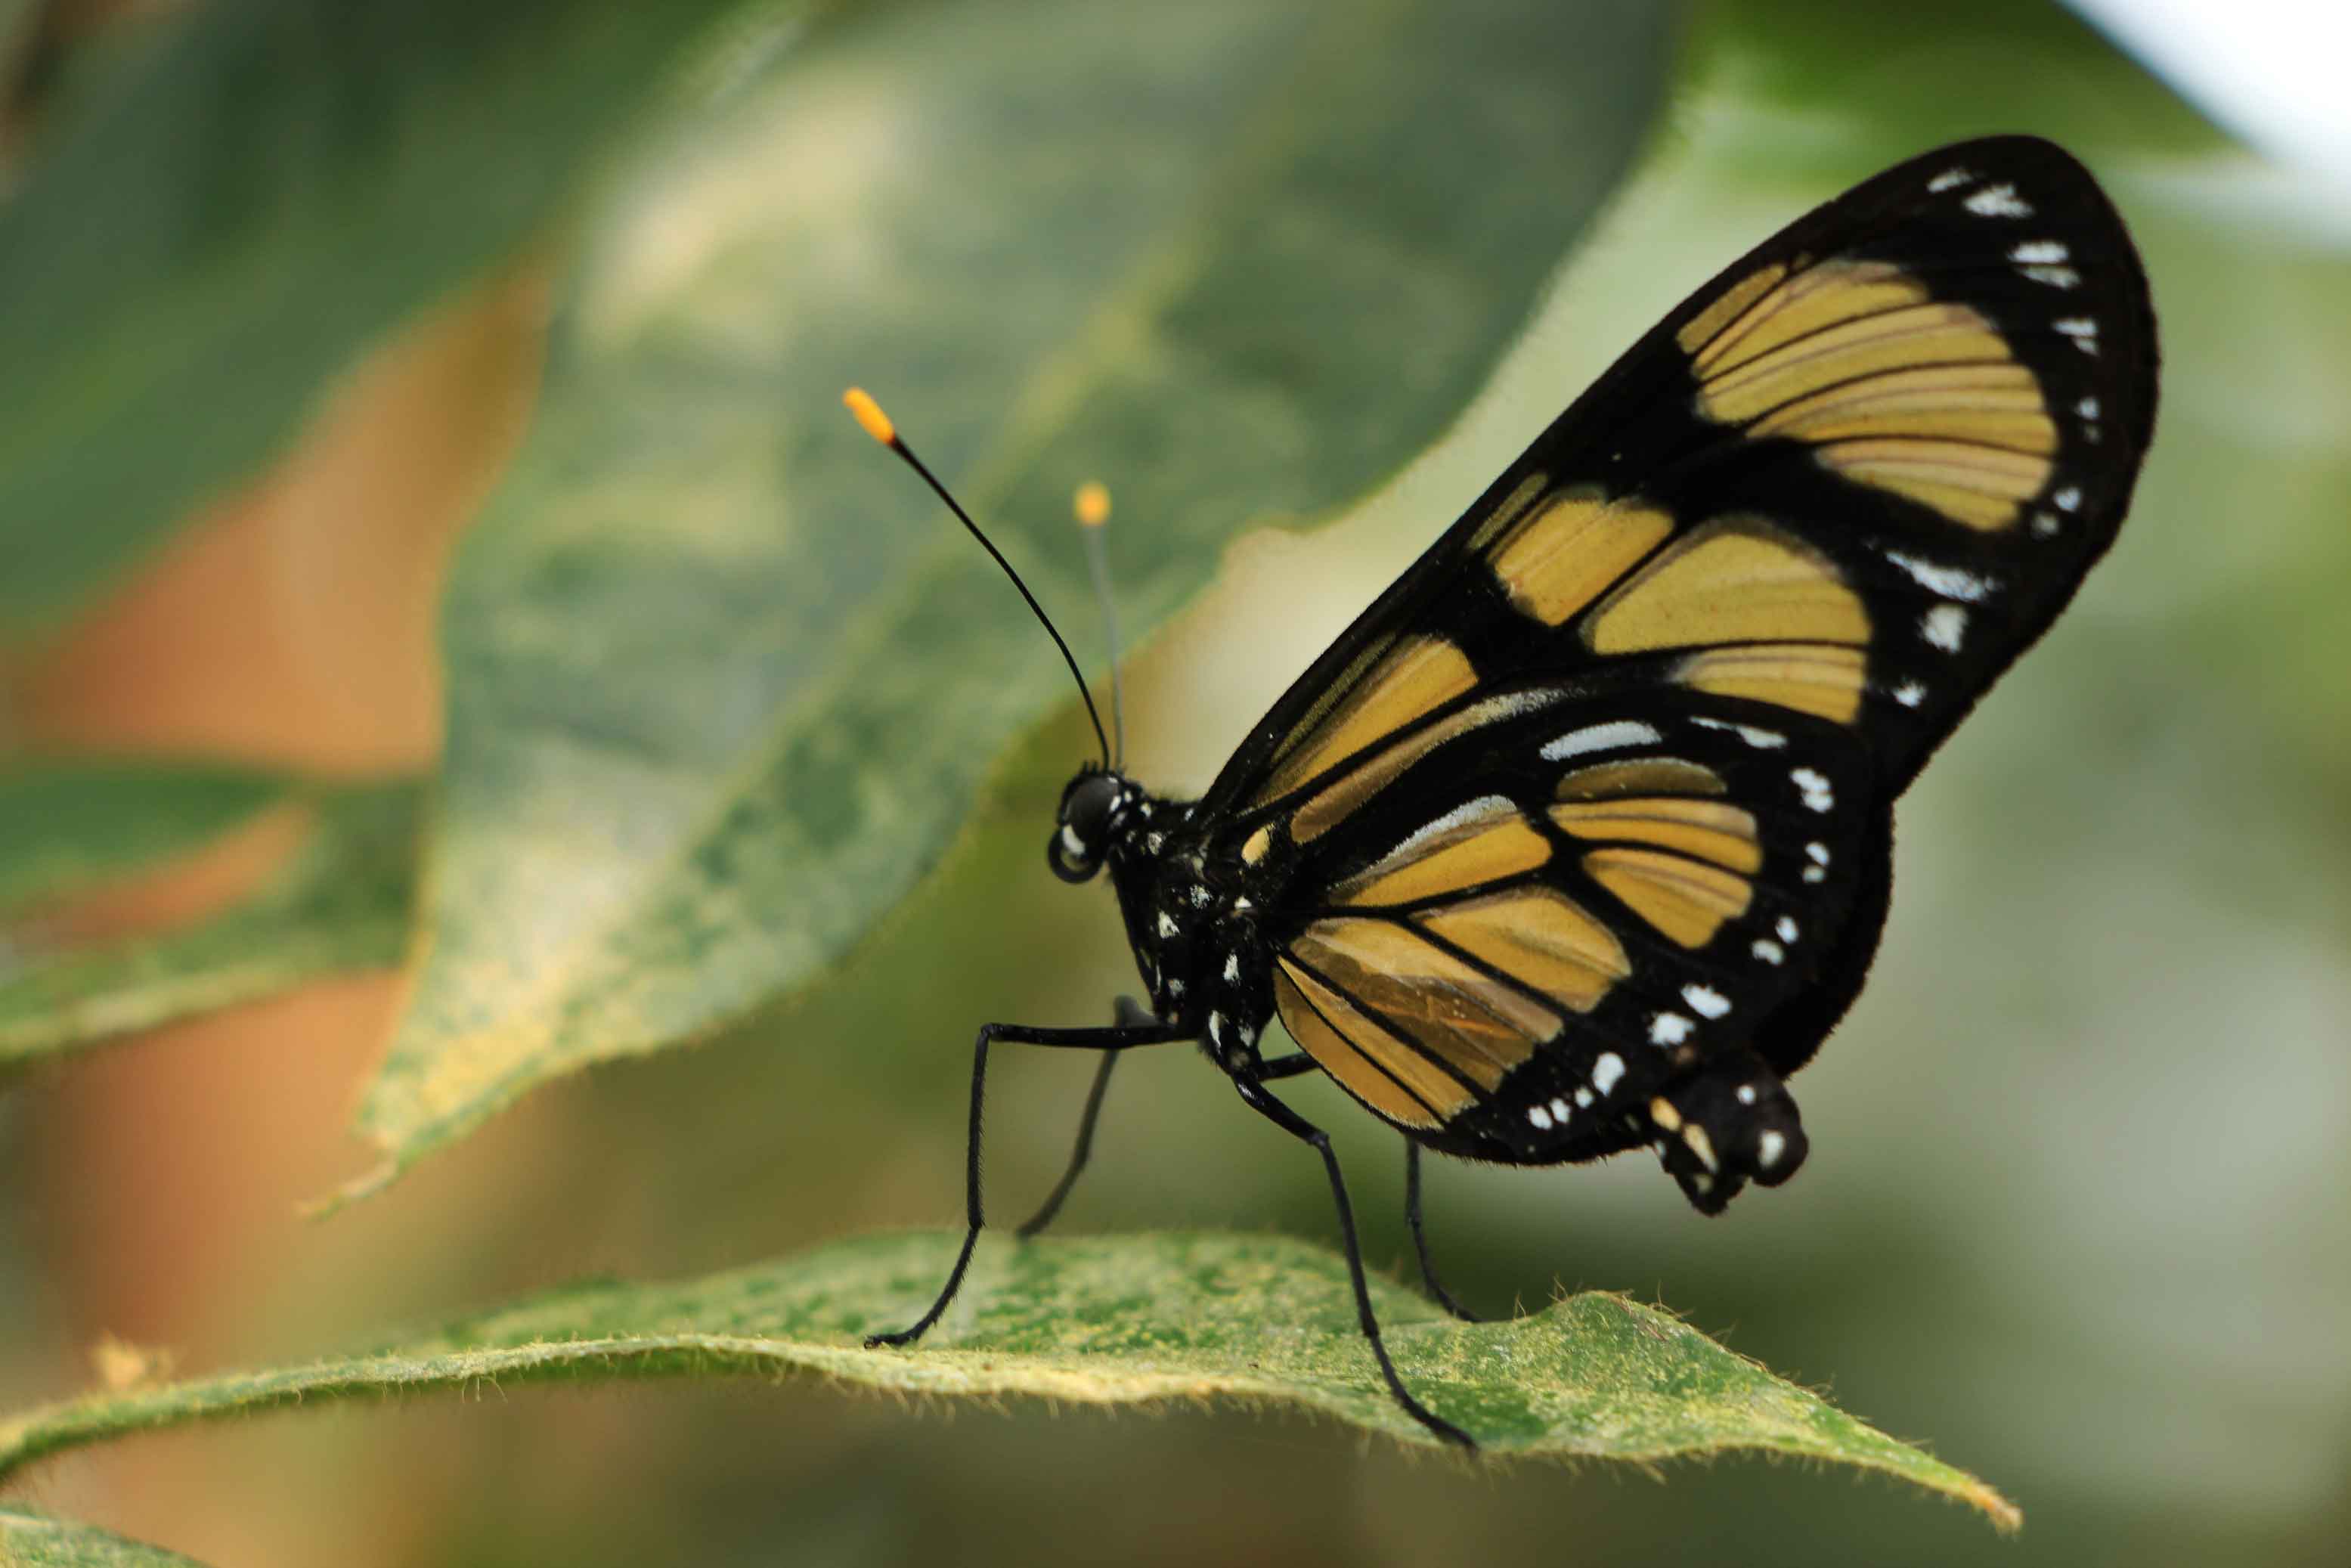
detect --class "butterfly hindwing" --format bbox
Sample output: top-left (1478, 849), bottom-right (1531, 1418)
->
top-left (1201, 137), bottom-right (2153, 1194)
top-left (1250, 689), bottom-right (1876, 1180)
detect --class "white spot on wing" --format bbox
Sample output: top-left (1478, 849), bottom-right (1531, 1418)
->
top-left (1550, 1096), bottom-right (1572, 1122)
top-left (2021, 265), bottom-right (2080, 289)
top-left (1736, 1083), bottom-right (1759, 1106)
top-left (1752, 937), bottom-right (1784, 965)
top-left (1893, 680), bottom-right (1926, 708)
top-left (1222, 954), bottom-right (1240, 984)
top-left (1758, 1130), bottom-right (1789, 1170)
top-left (1884, 550), bottom-right (1995, 603)
top-left (1928, 166), bottom-right (1972, 193)
top-left (2055, 485), bottom-right (2083, 512)
top-left (1378, 795), bottom-right (1516, 867)
top-left (1529, 1104), bottom-right (1553, 1130)
top-left (1682, 984), bottom-right (1731, 1019)
top-left (1922, 603), bottom-right (1968, 652)
top-left (1541, 719), bottom-right (1662, 763)
top-left (2077, 396), bottom-right (2101, 420)
top-left (2030, 510), bottom-right (2061, 538)
top-left (1691, 716), bottom-right (1785, 749)
top-left (1790, 767), bottom-right (1835, 813)
top-left (1156, 913), bottom-right (1179, 938)
top-left (1650, 1012), bottom-right (1693, 1045)
top-left (1776, 915), bottom-right (1799, 943)
top-left (1592, 1052), bottom-right (1625, 1095)
top-left (1965, 183), bottom-right (2032, 217)
top-left (1574, 1086), bottom-right (1594, 1108)
top-left (2010, 240), bottom-right (2069, 263)
top-left (2054, 316), bottom-right (2099, 354)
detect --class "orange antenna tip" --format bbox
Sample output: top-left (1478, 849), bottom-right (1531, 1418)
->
top-left (843, 387), bottom-right (896, 445)
top-left (1073, 481), bottom-right (1111, 528)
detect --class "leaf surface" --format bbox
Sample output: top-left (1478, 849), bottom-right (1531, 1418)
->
top-left (0, 1232), bottom-right (2018, 1527)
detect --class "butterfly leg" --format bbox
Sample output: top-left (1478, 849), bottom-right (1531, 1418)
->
top-left (866, 1014), bottom-right (1191, 1351)
top-left (1014, 997), bottom-right (1157, 1239)
top-left (1403, 1142), bottom-right (1485, 1324)
top-left (1234, 1076), bottom-right (1475, 1450)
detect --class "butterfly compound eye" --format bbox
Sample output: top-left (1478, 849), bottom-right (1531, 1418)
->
top-left (1048, 773), bottom-right (1122, 883)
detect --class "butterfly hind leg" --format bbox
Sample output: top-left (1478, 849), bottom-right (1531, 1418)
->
top-left (1403, 1142), bottom-right (1485, 1324)
top-left (866, 1010), bottom-right (1191, 1351)
top-left (1014, 996), bottom-right (1160, 1239)
top-left (1235, 1074), bottom-right (1476, 1450)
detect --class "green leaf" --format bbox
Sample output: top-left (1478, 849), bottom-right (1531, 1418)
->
top-left (0, 783), bottom-right (420, 1066)
top-left (0, 1232), bottom-right (2018, 1526)
top-left (0, 762), bottom-right (284, 914)
top-left (0, 1509), bottom-right (211, 1568)
top-left (355, 0), bottom-right (1674, 1192)
top-left (1694, 0), bottom-right (2224, 166)
top-left (0, 0), bottom-right (785, 634)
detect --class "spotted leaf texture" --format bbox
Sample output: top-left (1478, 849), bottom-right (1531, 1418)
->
top-left (0, 1233), bottom-right (2017, 1527)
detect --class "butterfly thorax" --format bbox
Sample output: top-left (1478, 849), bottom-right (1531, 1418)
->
top-left (1052, 767), bottom-right (1275, 1071)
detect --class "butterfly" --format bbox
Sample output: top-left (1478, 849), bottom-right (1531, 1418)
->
top-left (845, 135), bottom-right (2157, 1448)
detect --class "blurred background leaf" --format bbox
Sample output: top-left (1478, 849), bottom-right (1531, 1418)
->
top-left (355, 0), bottom-right (1675, 1193)
top-left (0, 785), bottom-right (418, 1065)
top-left (0, 764), bottom-right (282, 916)
top-left (0, 0), bottom-right (790, 637)
top-left (0, 1232), bottom-right (2018, 1526)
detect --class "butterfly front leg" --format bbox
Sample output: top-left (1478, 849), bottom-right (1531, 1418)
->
top-left (866, 1010), bottom-right (1191, 1351)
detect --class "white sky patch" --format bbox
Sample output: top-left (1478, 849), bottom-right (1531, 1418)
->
top-left (2068, 0), bottom-right (2351, 193)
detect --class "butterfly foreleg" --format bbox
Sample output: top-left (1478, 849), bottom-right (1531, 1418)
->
top-left (1014, 996), bottom-right (1166, 1239)
top-left (1234, 1076), bottom-right (1476, 1450)
top-left (1402, 1142), bottom-right (1485, 1325)
top-left (866, 1012), bottom-right (1191, 1351)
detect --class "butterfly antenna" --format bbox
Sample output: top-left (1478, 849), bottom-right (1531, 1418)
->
top-left (844, 389), bottom-right (1113, 767)
top-left (1073, 482), bottom-right (1126, 768)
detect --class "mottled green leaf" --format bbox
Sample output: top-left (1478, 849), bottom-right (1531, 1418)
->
top-left (0, 1232), bottom-right (2017, 1526)
top-left (0, 1510), bottom-right (209, 1568)
top-left (0, 0), bottom-right (792, 634)
top-left (0, 784), bottom-right (419, 1065)
top-left (357, 0), bottom-right (1674, 1192)
top-left (0, 762), bottom-right (283, 914)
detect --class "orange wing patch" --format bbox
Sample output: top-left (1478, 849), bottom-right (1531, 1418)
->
top-left (1584, 848), bottom-right (1754, 949)
top-left (1255, 636), bottom-right (1476, 810)
top-left (1331, 796), bottom-right (1550, 907)
top-left (1274, 965), bottom-right (1451, 1130)
top-left (1286, 687), bottom-right (1566, 843)
top-left (1587, 519), bottom-right (1870, 655)
top-left (1418, 887), bottom-right (1628, 1015)
top-left (1289, 919), bottom-right (1557, 1094)
top-left (1678, 643), bottom-right (1868, 723)
top-left (1488, 491), bottom-right (1673, 627)
top-left (1683, 259), bottom-right (2055, 531)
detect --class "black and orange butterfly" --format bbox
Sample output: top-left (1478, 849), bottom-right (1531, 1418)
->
top-left (846, 135), bottom-right (2156, 1447)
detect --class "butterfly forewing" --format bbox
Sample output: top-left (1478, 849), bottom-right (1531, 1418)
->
top-left (1203, 136), bottom-right (2153, 1170)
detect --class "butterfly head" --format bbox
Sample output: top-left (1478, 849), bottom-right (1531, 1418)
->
top-left (1048, 767), bottom-right (1138, 884)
